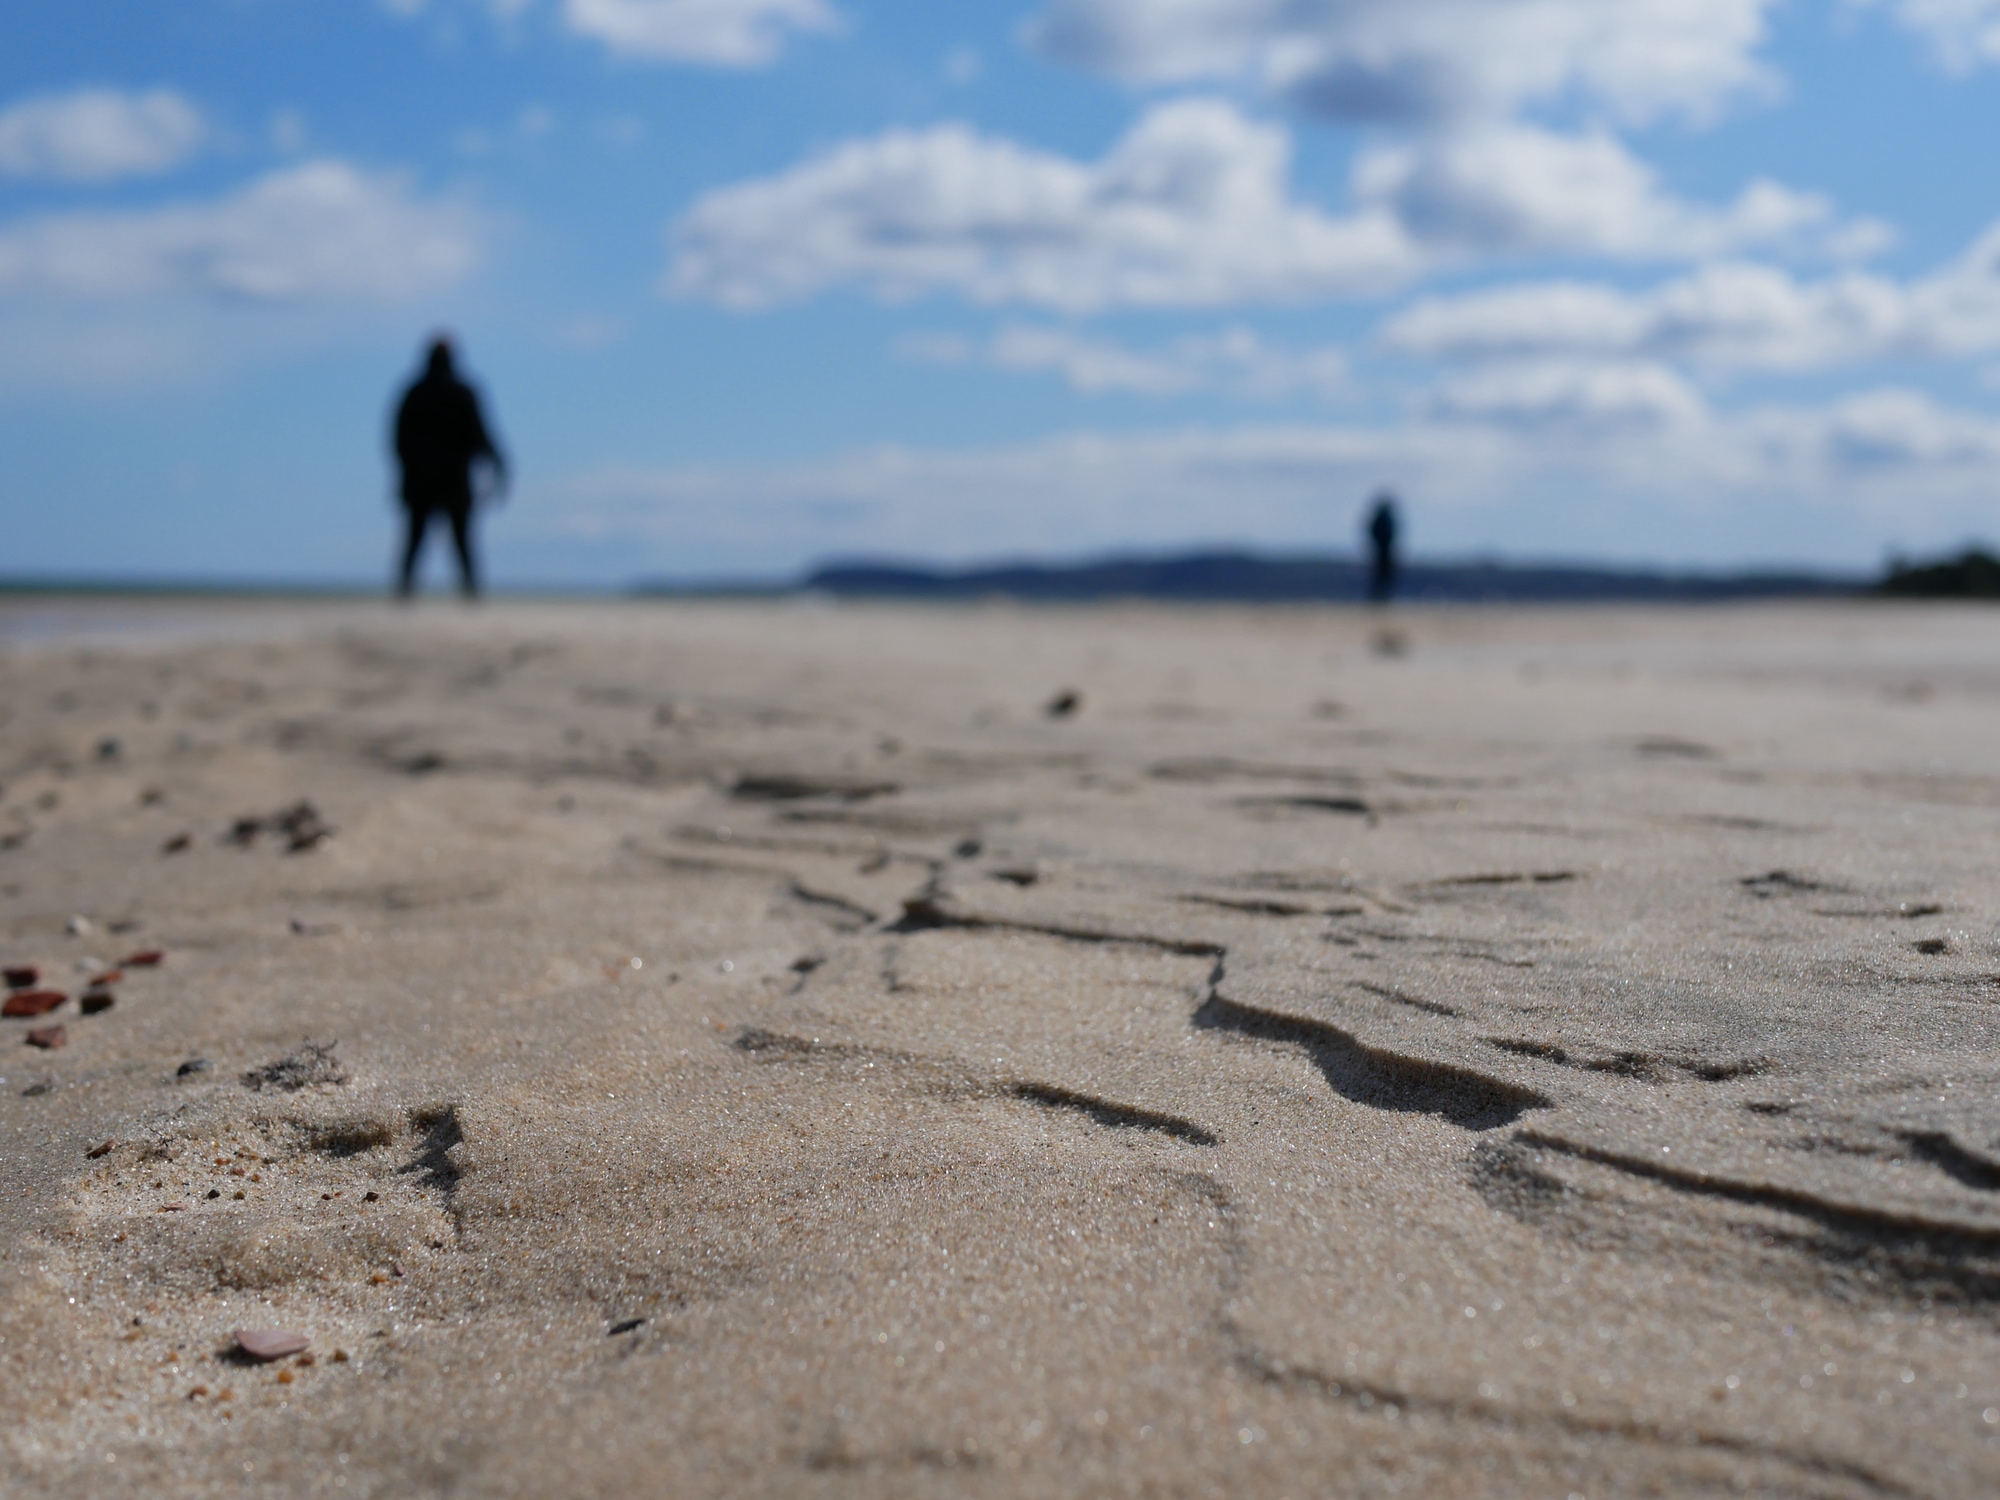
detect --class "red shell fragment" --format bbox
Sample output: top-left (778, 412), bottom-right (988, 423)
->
top-left (3, 966), bottom-right (38, 989)
top-left (25, 1025), bottom-right (66, 1049)
top-left (122, 950), bottom-right (165, 967)
top-left (234, 1328), bottom-right (310, 1362)
top-left (4, 990), bottom-right (67, 1018)
top-left (90, 969), bottom-right (124, 986)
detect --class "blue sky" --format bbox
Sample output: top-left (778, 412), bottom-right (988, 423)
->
top-left (4, 0), bottom-right (2000, 586)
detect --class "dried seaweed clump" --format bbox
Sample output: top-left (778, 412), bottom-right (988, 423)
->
top-left (242, 1040), bottom-right (348, 1092)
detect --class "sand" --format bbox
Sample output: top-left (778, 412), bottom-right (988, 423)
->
top-left (1, 595), bottom-right (1997, 1499)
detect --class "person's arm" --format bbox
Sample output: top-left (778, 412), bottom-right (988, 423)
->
top-left (466, 388), bottom-right (508, 497)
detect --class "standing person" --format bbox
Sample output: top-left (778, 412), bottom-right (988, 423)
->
top-left (392, 335), bottom-right (507, 599)
top-left (1364, 491), bottom-right (1399, 604)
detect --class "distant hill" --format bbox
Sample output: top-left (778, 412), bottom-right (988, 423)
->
top-left (1878, 548), bottom-right (2000, 598)
top-left (787, 550), bottom-right (1864, 604)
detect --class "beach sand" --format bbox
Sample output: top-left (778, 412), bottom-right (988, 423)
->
top-left (2, 596), bottom-right (1997, 1498)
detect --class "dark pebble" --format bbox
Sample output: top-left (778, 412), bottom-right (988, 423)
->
top-left (176, 1058), bottom-right (210, 1078)
top-left (608, 1319), bottom-right (646, 1337)
top-left (2, 990), bottom-right (66, 1018)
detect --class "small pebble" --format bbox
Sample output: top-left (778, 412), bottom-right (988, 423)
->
top-left (205, 1188), bottom-right (220, 1200)
top-left (362, 1190), bottom-right (379, 1202)
top-left (3, 990), bottom-right (66, 1018)
top-left (233, 1329), bottom-right (310, 1362)
top-left (89, 969), bottom-right (124, 986)
top-left (122, 950), bottom-right (164, 967)
top-left (161, 834), bottom-right (191, 855)
top-left (3, 966), bottom-right (38, 989)
top-left (25, 1025), bottom-right (66, 1049)
top-left (608, 1318), bottom-right (646, 1336)
top-left (65, 916), bottom-right (92, 937)
top-left (80, 990), bottom-right (114, 1016)
top-left (176, 1059), bottom-right (210, 1078)
top-left (86, 1139), bottom-right (116, 1159)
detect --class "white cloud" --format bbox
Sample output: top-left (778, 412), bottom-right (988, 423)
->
top-left (1380, 221), bottom-right (2000, 371)
top-left (0, 161), bottom-right (482, 303)
top-left (1863, 0), bottom-right (2000, 70)
top-left (902, 323), bottom-right (1348, 397)
top-left (0, 87), bottom-right (206, 182)
top-left (669, 100), bottom-right (1418, 311)
top-left (1025, 0), bottom-right (1779, 127)
top-left (669, 100), bottom-right (1867, 313)
top-left (1424, 358), bottom-right (1706, 428)
top-left (561, 0), bottom-right (838, 66)
top-left (1353, 123), bottom-right (1879, 262)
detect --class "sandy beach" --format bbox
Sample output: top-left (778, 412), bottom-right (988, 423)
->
top-left (2, 596), bottom-right (1998, 1498)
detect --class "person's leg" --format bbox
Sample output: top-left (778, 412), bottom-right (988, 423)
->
top-left (397, 506), bottom-right (432, 598)
top-left (447, 504), bottom-right (479, 599)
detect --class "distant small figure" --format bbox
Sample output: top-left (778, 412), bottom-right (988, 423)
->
top-left (392, 336), bottom-right (507, 599)
top-left (1364, 491), bottom-right (1399, 604)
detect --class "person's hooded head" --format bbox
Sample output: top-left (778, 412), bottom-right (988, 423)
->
top-left (424, 336), bottom-right (456, 381)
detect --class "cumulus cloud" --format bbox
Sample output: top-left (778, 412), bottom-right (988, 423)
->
top-left (0, 87), bottom-right (206, 182)
top-left (901, 323), bottom-right (1348, 397)
top-left (669, 100), bottom-right (1870, 312)
top-left (1353, 122), bottom-right (1880, 262)
top-left (1025, 0), bottom-right (1779, 127)
top-left (561, 0), bottom-right (838, 66)
top-left (1864, 0), bottom-right (2000, 71)
top-left (1380, 221), bottom-right (2000, 370)
top-left (0, 161), bottom-right (482, 303)
top-left (1424, 358), bottom-right (1706, 428)
top-left (670, 100), bottom-right (1417, 310)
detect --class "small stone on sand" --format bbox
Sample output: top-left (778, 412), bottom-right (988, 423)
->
top-left (3, 990), bottom-right (66, 1018)
top-left (25, 1025), bottom-right (65, 1049)
top-left (234, 1329), bottom-right (310, 1362)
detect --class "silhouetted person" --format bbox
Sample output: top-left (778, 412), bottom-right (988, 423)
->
top-left (392, 336), bottom-right (506, 599)
top-left (1364, 491), bottom-right (1399, 604)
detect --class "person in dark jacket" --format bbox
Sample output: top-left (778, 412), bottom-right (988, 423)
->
top-left (392, 336), bottom-right (506, 599)
top-left (1364, 491), bottom-right (1399, 604)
